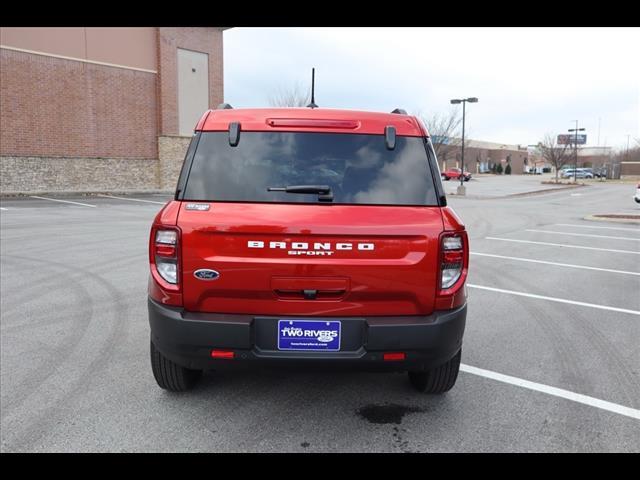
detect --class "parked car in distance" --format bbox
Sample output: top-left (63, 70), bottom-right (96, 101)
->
top-left (562, 168), bottom-right (593, 179)
top-left (635, 183), bottom-right (640, 204)
top-left (593, 166), bottom-right (608, 178)
top-left (441, 167), bottom-right (471, 181)
top-left (577, 169), bottom-right (594, 179)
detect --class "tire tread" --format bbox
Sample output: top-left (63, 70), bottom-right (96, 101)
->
top-left (409, 349), bottom-right (461, 394)
top-left (150, 340), bottom-right (202, 392)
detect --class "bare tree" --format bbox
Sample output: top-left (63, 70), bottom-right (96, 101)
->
top-left (417, 109), bottom-right (462, 160)
top-left (536, 133), bottom-right (571, 182)
top-left (612, 143), bottom-right (640, 163)
top-left (417, 109), bottom-right (473, 170)
top-left (268, 83), bottom-right (311, 107)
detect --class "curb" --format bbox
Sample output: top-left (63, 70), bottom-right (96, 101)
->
top-left (1, 190), bottom-right (174, 198)
top-left (583, 214), bottom-right (640, 225)
top-left (448, 183), bottom-right (587, 200)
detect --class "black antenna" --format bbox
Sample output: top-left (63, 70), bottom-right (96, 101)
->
top-left (307, 68), bottom-right (318, 109)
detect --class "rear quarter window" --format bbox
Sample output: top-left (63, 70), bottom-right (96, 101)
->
top-left (181, 131), bottom-right (439, 206)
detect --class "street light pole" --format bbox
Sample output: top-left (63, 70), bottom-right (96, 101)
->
top-left (461, 100), bottom-right (466, 188)
top-left (568, 121), bottom-right (585, 183)
top-left (450, 97), bottom-right (478, 195)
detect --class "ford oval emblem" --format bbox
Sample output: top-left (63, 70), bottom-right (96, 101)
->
top-left (194, 269), bottom-right (220, 281)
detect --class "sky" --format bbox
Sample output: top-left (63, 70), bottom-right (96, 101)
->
top-left (223, 27), bottom-right (640, 150)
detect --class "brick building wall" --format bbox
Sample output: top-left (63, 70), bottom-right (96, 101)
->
top-left (620, 162), bottom-right (640, 177)
top-left (438, 142), bottom-right (529, 174)
top-left (157, 27), bottom-right (224, 136)
top-left (0, 27), bottom-right (224, 194)
top-left (0, 48), bottom-right (158, 159)
top-left (155, 27), bottom-right (224, 189)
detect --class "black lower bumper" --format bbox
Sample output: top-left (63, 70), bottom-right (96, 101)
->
top-left (148, 298), bottom-right (466, 372)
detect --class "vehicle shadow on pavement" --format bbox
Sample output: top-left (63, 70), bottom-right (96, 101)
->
top-left (150, 369), bottom-right (457, 452)
top-left (179, 368), bottom-right (453, 414)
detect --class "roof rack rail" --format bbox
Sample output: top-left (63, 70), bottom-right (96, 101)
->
top-left (217, 103), bottom-right (233, 110)
top-left (391, 108), bottom-right (407, 115)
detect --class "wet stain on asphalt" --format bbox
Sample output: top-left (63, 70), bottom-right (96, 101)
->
top-left (301, 442), bottom-right (310, 448)
top-left (357, 403), bottom-right (425, 425)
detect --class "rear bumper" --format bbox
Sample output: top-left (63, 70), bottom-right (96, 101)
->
top-left (148, 298), bottom-right (466, 372)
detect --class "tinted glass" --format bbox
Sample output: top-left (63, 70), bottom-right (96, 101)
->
top-left (183, 132), bottom-right (438, 205)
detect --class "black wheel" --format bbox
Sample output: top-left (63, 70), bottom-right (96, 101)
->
top-left (150, 340), bottom-right (202, 392)
top-left (408, 349), bottom-right (461, 394)
top-left (442, 176), bottom-right (449, 181)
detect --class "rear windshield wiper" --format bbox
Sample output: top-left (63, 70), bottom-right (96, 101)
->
top-left (267, 185), bottom-right (333, 202)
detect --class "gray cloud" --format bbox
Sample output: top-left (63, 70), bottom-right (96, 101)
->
top-left (224, 27), bottom-right (640, 149)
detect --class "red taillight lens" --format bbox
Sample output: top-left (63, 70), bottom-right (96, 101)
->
top-left (153, 228), bottom-right (179, 285)
top-left (155, 244), bottom-right (176, 257)
top-left (440, 233), bottom-right (466, 291)
top-left (443, 250), bottom-right (464, 264)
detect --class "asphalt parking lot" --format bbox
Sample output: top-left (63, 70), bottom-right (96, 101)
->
top-left (443, 172), bottom-right (573, 197)
top-left (1, 180), bottom-right (639, 452)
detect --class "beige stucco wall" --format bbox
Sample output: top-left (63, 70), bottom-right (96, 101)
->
top-left (0, 27), bottom-right (157, 71)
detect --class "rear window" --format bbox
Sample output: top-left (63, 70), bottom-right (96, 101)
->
top-left (182, 131), bottom-right (438, 206)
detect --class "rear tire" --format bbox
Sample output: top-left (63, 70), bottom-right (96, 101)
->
top-left (150, 340), bottom-right (202, 392)
top-left (408, 349), bottom-right (461, 394)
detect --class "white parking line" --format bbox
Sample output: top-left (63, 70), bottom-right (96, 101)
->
top-left (486, 237), bottom-right (640, 255)
top-left (467, 284), bottom-right (640, 316)
top-left (97, 194), bottom-right (166, 205)
top-left (555, 223), bottom-right (640, 233)
top-left (460, 364), bottom-right (640, 421)
top-left (525, 229), bottom-right (640, 242)
top-left (470, 252), bottom-right (640, 276)
top-left (29, 196), bottom-right (96, 208)
top-left (0, 207), bottom-right (7, 211)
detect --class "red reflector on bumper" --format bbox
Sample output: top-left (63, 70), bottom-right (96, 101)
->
top-left (383, 352), bottom-right (406, 361)
top-left (211, 350), bottom-right (235, 359)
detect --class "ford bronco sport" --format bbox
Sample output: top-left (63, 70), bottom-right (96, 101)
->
top-left (148, 106), bottom-right (468, 393)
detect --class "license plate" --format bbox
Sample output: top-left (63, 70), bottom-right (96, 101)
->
top-left (277, 320), bottom-right (341, 351)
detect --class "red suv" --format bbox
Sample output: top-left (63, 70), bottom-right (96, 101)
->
top-left (441, 167), bottom-right (471, 182)
top-left (148, 106), bottom-right (468, 393)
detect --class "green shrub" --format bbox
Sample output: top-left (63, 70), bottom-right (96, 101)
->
top-left (496, 164), bottom-right (503, 174)
top-left (505, 164), bottom-right (512, 175)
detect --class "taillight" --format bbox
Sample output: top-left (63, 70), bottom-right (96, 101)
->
top-left (440, 234), bottom-right (465, 290)
top-left (153, 227), bottom-right (179, 285)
